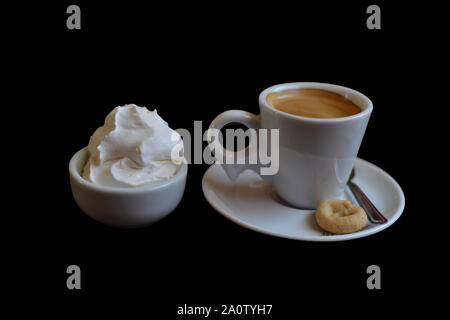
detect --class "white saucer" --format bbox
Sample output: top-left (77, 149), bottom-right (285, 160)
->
top-left (202, 158), bottom-right (405, 241)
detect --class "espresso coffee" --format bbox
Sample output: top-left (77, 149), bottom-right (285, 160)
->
top-left (266, 88), bottom-right (361, 119)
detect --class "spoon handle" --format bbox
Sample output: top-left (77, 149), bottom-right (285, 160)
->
top-left (348, 181), bottom-right (388, 224)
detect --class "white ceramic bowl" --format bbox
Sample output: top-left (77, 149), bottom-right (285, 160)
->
top-left (69, 148), bottom-right (187, 228)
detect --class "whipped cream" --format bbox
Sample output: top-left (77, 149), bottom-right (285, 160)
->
top-left (82, 104), bottom-right (182, 187)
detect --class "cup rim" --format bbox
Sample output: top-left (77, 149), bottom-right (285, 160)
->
top-left (259, 82), bottom-right (373, 123)
top-left (69, 147), bottom-right (188, 194)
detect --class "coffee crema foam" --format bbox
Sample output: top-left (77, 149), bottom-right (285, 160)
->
top-left (266, 88), bottom-right (361, 119)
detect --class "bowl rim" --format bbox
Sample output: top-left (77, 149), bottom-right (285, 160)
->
top-left (69, 147), bottom-right (188, 194)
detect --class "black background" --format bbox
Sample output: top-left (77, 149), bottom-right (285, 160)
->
top-left (7, 0), bottom-right (438, 317)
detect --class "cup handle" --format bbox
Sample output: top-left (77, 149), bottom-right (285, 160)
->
top-left (207, 110), bottom-right (264, 181)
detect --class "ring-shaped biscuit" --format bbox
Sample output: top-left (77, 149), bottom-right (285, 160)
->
top-left (315, 200), bottom-right (368, 234)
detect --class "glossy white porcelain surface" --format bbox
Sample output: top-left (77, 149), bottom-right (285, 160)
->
top-left (209, 82), bottom-right (372, 209)
top-left (202, 158), bottom-right (404, 241)
top-left (69, 148), bottom-right (187, 228)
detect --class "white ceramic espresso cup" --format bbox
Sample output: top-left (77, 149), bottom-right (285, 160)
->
top-left (209, 82), bottom-right (373, 209)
